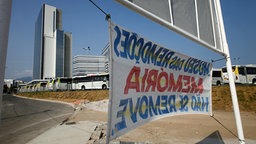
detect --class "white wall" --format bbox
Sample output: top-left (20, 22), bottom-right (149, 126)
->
top-left (43, 36), bottom-right (56, 79)
top-left (43, 4), bottom-right (56, 37)
top-left (43, 4), bottom-right (57, 79)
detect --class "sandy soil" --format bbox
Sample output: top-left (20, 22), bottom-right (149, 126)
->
top-left (18, 85), bottom-right (256, 112)
top-left (68, 100), bottom-right (256, 144)
top-left (19, 85), bottom-right (256, 143)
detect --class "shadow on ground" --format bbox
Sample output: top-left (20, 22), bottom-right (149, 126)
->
top-left (196, 130), bottom-right (224, 144)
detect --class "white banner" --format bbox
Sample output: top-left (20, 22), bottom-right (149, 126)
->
top-left (108, 23), bottom-right (212, 140)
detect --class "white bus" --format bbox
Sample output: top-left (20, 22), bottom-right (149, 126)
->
top-left (72, 73), bottom-right (109, 90)
top-left (221, 64), bottom-right (256, 85)
top-left (47, 77), bottom-right (72, 91)
top-left (19, 79), bottom-right (49, 92)
top-left (212, 68), bottom-right (223, 86)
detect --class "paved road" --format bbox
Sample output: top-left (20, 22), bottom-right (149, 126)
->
top-left (0, 94), bottom-right (74, 144)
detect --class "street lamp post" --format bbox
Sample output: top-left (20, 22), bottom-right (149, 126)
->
top-left (82, 46), bottom-right (91, 55)
top-left (233, 57), bottom-right (240, 65)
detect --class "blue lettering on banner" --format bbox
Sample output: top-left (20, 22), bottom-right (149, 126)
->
top-left (139, 96), bottom-right (149, 119)
top-left (113, 25), bottom-right (211, 76)
top-left (179, 95), bottom-right (188, 112)
top-left (114, 99), bottom-right (128, 132)
top-left (111, 94), bottom-right (209, 136)
top-left (191, 95), bottom-right (209, 112)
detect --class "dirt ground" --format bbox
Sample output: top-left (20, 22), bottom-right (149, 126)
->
top-left (116, 111), bottom-right (256, 144)
top-left (18, 85), bottom-right (256, 143)
top-left (69, 104), bottom-right (256, 144)
top-left (19, 85), bottom-right (256, 112)
top-left (212, 85), bottom-right (256, 112)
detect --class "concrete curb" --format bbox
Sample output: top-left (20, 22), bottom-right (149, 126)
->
top-left (27, 121), bottom-right (99, 144)
top-left (13, 94), bottom-right (76, 108)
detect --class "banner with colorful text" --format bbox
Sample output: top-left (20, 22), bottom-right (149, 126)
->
top-left (108, 23), bottom-right (212, 140)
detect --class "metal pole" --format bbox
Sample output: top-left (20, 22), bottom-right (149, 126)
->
top-left (0, 0), bottom-right (12, 123)
top-left (106, 18), bottom-right (113, 144)
top-left (88, 0), bottom-right (112, 142)
top-left (215, 0), bottom-right (245, 143)
top-left (225, 51), bottom-right (245, 144)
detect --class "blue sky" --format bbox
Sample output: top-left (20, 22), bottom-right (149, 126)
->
top-left (5, 0), bottom-right (256, 79)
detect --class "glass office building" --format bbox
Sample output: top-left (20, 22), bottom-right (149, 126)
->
top-left (33, 4), bottom-right (72, 79)
top-left (56, 29), bottom-right (64, 77)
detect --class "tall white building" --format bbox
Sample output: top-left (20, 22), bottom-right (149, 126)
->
top-left (33, 4), bottom-right (72, 79)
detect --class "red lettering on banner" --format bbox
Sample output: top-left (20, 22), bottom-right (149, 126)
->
top-left (181, 75), bottom-right (191, 93)
top-left (124, 66), bottom-right (140, 94)
top-left (124, 66), bottom-right (204, 95)
top-left (145, 69), bottom-right (158, 92)
top-left (141, 69), bottom-right (148, 92)
top-left (157, 69), bottom-right (168, 92)
top-left (168, 74), bottom-right (183, 92)
top-left (191, 77), bottom-right (204, 94)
